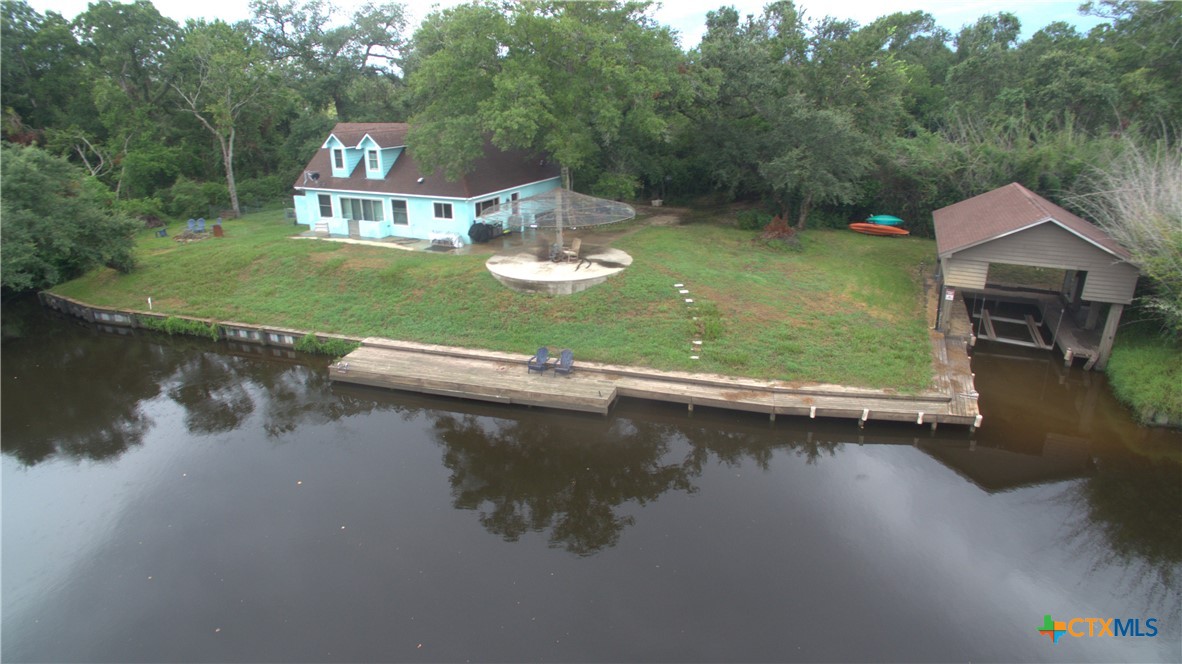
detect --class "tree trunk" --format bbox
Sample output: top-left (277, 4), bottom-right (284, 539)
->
top-left (795, 192), bottom-right (813, 230)
top-left (222, 127), bottom-right (240, 216)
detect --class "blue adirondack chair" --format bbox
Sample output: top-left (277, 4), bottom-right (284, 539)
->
top-left (527, 347), bottom-right (551, 374)
top-left (187, 218), bottom-right (196, 232)
top-left (196, 218), bottom-right (206, 232)
top-left (553, 349), bottom-right (574, 376)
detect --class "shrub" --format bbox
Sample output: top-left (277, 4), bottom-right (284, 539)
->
top-left (116, 197), bottom-right (167, 227)
top-left (1, 144), bottom-right (140, 292)
top-left (165, 176), bottom-right (229, 219)
top-left (235, 175), bottom-right (289, 207)
top-left (138, 315), bottom-right (220, 341)
top-left (294, 333), bottom-right (359, 358)
top-left (735, 210), bottom-right (773, 230)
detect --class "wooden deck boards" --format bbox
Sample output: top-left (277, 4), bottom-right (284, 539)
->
top-left (330, 335), bottom-right (983, 428)
top-left (332, 345), bottom-right (617, 414)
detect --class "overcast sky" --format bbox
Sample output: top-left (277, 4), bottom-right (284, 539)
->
top-left (27, 0), bottom-right (1104, 48)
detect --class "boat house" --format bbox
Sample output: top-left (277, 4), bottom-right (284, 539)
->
top-left (933, 183), bottom-right (1140, 370)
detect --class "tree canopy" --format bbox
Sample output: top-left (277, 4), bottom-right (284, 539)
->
top-left (406, 0), bottom-right (686, 196)
top-left (1, 0), bottom-right (1179, 296)
top-left (1, 144), bottom-right (139, 292)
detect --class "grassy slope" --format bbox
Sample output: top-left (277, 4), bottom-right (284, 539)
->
top-left (53, 210), bottom-right (937, 391)
top-left (1105, 322), bottom-right (1182, 424)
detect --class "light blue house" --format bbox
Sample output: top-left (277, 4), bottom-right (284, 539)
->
top-left (292, 123), bottom-right (562, 243)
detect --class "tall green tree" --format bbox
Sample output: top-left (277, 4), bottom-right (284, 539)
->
top-left (1083, 0), bottom-right (1182, 138)
top-left (71, 0), bottom-right (181, 197)
top-left (0, 1), bottom-right (93, 136)
top-left (690, 1), bottom-right (885, 227)
top-left (1, 144), bottom-right (139, 293)
top-left (251, 0), bottom-right (409, 120)
top-left (168, 20), bottom-right (278, 216)
top-left (406, 0), bottom-right (686, 196)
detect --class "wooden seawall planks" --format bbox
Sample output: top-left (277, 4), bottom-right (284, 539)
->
top-left (331, 337), bottom-right (982, 428)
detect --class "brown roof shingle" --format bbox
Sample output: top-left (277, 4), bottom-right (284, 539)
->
top-left (294, 123), bottom-right (561, 199)
top-left (933, 182), bottom-right (1131, 260)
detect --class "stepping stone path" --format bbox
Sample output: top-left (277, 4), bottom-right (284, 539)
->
top-left (674, 282), bottom-right (704, 360)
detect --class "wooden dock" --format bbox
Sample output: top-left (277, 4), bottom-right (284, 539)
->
top-left (330, 337), bottom-right (982, 429)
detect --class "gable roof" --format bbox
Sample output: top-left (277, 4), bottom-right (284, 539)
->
top-left (296, 122), bottom-right (561, 199)
top-left (325, 122), bottom-right (409, 149)
top-left (933, 182), bottom-right (1131, 261)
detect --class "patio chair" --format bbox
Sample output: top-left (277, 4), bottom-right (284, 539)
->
top-left (196, 218), bottom-right (206, 232)
top-left (553, 349), bottom-right (574, 376)
top-left (187, 218), bottom-right (196, 232)
top-left (561, 238), bottom-right (582, 263)
top-left (527, 346), bottom-right (551, 374)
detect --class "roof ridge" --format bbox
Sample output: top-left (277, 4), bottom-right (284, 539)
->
top-left (1012, 182), bottom-right (1055, 220)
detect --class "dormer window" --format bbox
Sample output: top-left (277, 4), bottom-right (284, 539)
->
top-left (333, 149), bottom-right (344, 169)
top-left (367, 150), bottom-right (379, 171)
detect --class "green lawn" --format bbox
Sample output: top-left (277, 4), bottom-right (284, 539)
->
top-left (53, 210), bottom-right (938, 391)
top-left (1105, 322), bottom-right (1182, 425)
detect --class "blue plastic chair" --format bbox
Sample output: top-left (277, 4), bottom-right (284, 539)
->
top-left (196, 218), bottom-right (206, 232)
top-left (553, 349), bottom-right (574, 376)
top-left (527, 347), bottom-right (551, 374)
top-left (187, 218), bottom-right (196, 232)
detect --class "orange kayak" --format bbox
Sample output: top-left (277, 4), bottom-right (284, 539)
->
top-left (849, 222), bottom-right (909, 236)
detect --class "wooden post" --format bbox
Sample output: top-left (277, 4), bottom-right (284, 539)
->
top-left (1095, 303), bottom-right (1124, 371)
top-left (1061, 270), bottom-right (1077, 300)
top-left (1085, 301), bottom-right (1101, 330)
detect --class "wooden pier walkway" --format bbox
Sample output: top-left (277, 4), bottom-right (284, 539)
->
top-left (330, 336), bottom-right (982, 428)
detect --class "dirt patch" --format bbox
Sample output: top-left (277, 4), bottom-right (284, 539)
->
top-left (645, 214), bottom-right (683, 227)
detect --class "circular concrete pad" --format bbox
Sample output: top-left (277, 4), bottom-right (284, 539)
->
top-left (486, 247), bottom-right (633, 295)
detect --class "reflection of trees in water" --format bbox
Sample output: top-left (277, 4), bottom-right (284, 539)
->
top-left (0, 302), bottom-right (396, 466)
top-left (432, 414), bottom-right (696, 555)
top-left (1061, 456), bottom-right (1182, 621)
top-left (1, 316), bottom-right (163, 465)
top-left (429, 407), bottom-right (848, 556)
top-left (167, 354), bottom-right (256, 434)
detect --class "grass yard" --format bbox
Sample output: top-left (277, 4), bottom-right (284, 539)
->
top-left (1105, 321), bottom-right (1182, 425)
top-left (53, 210), bottom-right (938, 392)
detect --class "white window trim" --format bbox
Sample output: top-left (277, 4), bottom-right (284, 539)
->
top-left (340, 196), bottom-right (388, 223)
top-left (390, 198), bottom-right (409, 226)
top-left (366, 149), bottom-right (380, 174)
top-left (433, 202), bottom-right (454, 220)
top-left (333, 148), bottom-right (345, 171)
top-left (474, 197), bottom-right (498, 218)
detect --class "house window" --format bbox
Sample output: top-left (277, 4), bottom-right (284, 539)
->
top-left (434, 202), bottom-right (453, 219)
top-left (367, 149), bottom-right (379, 171)
top-left (333, 149), bottom-right (344, 169)
top-left (511, 192), bottom-right (520, 213)
top-left (341, 197), bottom-right (385, 222)
top-left (391, 200), bottom-right (408, 225)
top-left (474, 197), bottom-right (498, 218)
top-left (318, 194), bottom-right (332, 217)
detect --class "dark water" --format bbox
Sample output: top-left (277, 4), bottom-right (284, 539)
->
top-left (2, 299), bottom-right (1180, 663)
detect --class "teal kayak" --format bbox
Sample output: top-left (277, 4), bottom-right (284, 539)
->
top-left (867, 214), bottom-right (904, 226)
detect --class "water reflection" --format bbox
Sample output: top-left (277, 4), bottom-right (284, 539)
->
top-left (430, 412), bottom-right (695, 555)
top-left (3, 303), bottom-right (1177, 568)
top-left (1, 309), bottom-right (161, 465)
top-left (3, 300), bottom-right (1180, 661)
